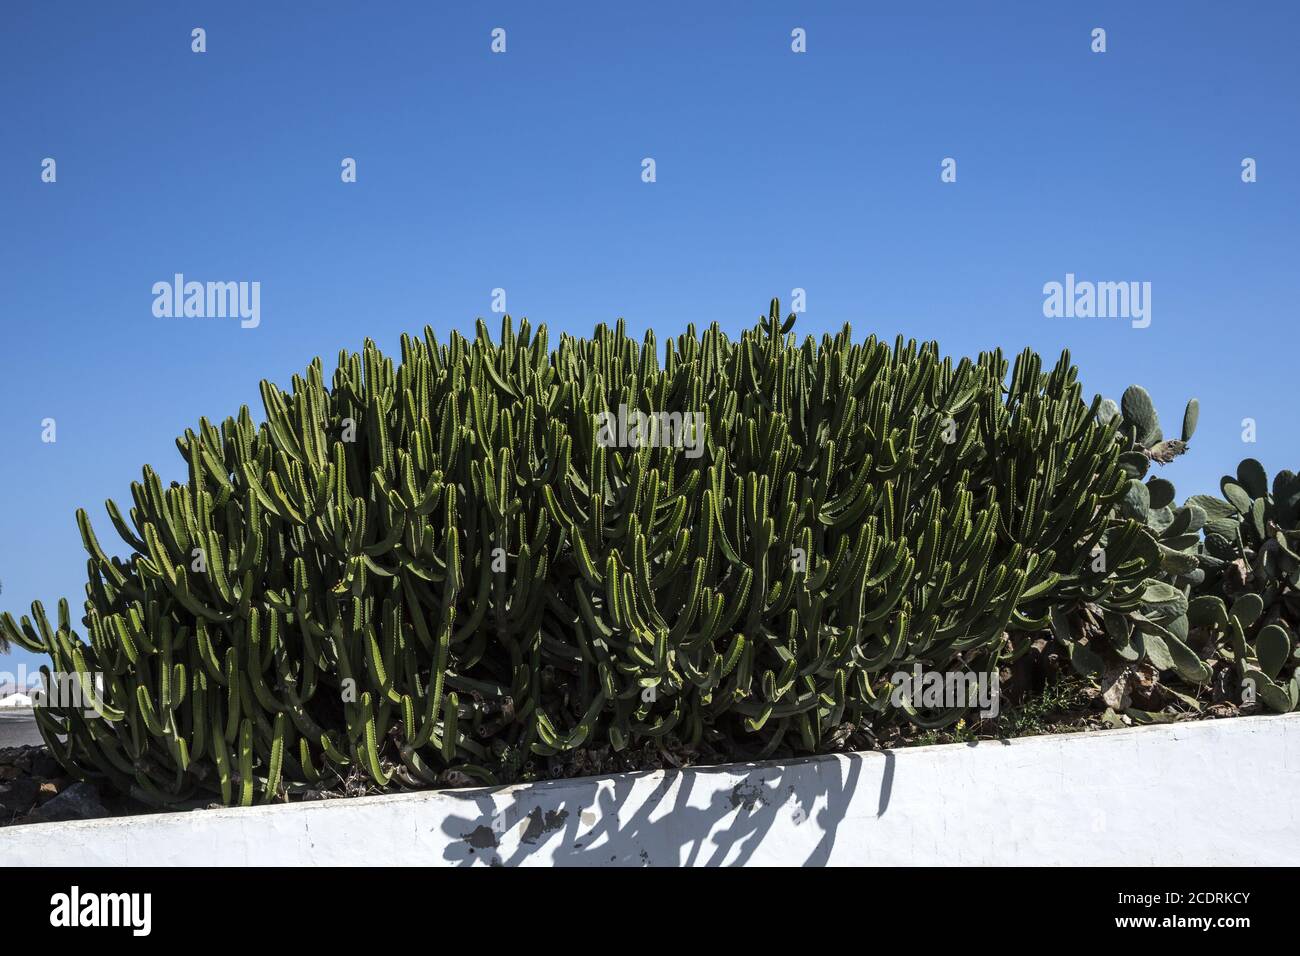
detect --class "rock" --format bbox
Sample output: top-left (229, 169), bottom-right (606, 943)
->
top-left (0, 765), bottom-right (20, 782)
top-left (1100, 664), bottom-right (1132, 711)
top-left (31, 751), bottom-right (61, 779)
top-left (1129, 663), bottom-right (1164, 710)
top-left (26, 781), bottom-right (109, 824)
top-left (0, 778), bottom-right (40, 814)
top-left (1000, 651), bottom-right (1035, 706)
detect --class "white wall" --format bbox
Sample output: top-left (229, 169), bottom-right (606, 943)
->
top-left (6, 713), bottom-right (1297, 866)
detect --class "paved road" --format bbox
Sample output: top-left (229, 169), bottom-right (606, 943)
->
top-left (0, 711), bottom-right (45, 748)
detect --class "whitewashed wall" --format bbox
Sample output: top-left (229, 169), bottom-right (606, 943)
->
top-left (5, 714), bottom-right (1296, 866)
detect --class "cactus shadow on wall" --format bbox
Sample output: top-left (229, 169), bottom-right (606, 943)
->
top-left (434, 752), bottom-right (868, 866)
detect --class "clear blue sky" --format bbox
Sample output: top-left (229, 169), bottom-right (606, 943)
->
top-left (2, 1), bottom-right (1297, 678)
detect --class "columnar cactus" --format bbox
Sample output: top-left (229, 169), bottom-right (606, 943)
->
top-left (2, 302), bottom-right (1164, 804)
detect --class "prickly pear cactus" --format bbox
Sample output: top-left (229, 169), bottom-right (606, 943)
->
top-left (1183, 462), bottom-right (1300, 712)
top-left (1052, 387), bottom-right (1216, 707)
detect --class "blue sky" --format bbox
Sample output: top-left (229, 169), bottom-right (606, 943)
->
top-left (1, 1), bottom-right (1297, 678)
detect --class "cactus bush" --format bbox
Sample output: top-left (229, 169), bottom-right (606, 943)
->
top-left (1060, 389), bottom-right (1300, 718)
top-left (1, 303), bottom-right (1188, 805)
top-left (1053, 387), bottom-right (1214, 704)
top-left (1184, 461), bottom-right (1300, 712)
